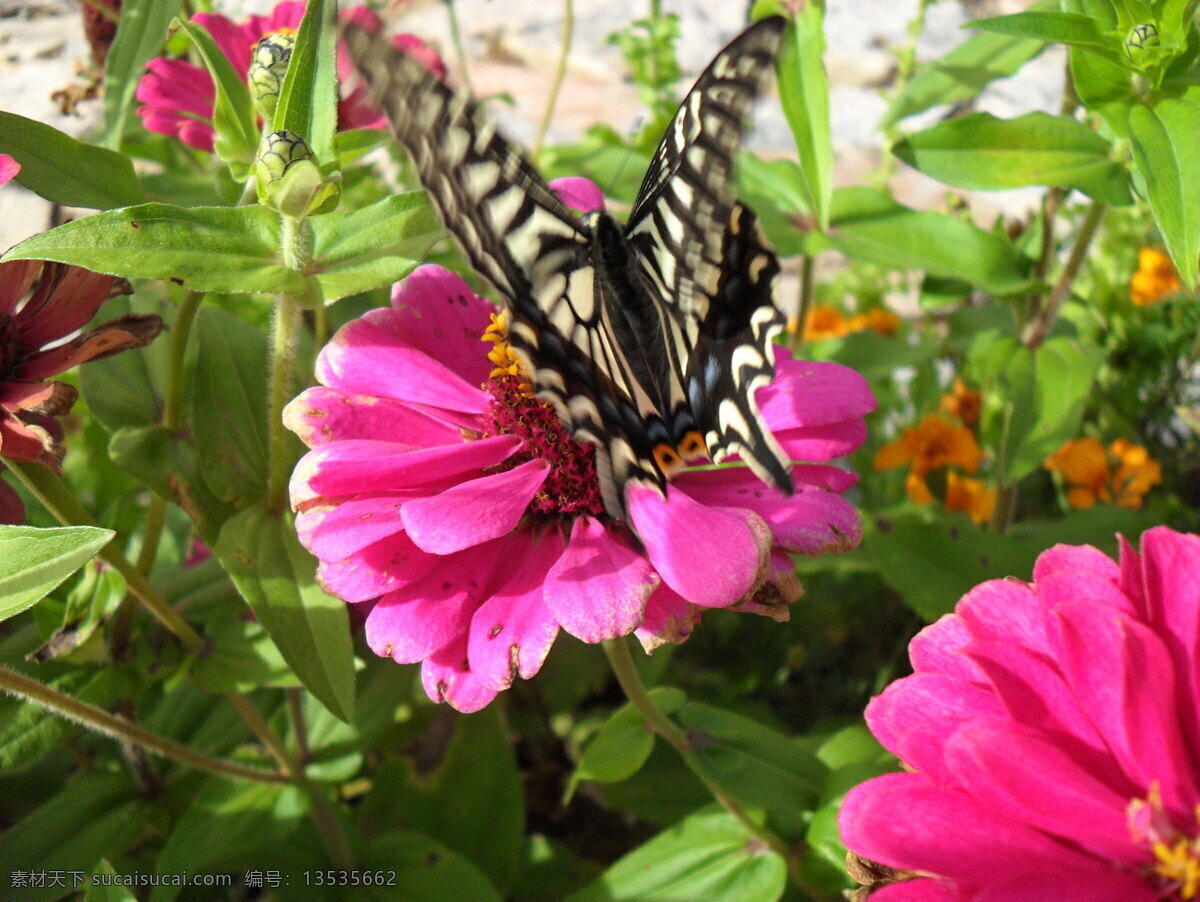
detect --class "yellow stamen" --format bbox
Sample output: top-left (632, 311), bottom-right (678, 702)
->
top-left (481, 312), bottom-right (532, 393)
top-left (1152, 836), bottom-right (1200, 898)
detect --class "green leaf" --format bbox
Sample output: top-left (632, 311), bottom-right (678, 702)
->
top-left (565, 807), bottom-right (787, 902)
top-left (675, 701), bottom-right (825, 813)
top-left (188, 616), bottom-right (299, 693)
top-left (175, 17), bottom-right (259, 168)
top-left (84, 860), bottom-right (138, 902)
top-left (738, 153), bottom-right (811, 256)
top-left (215, 506), bottom-right (356, 722)
top-left (190, 308), bottom-right (270, 505)
top-left (0, 112), bottom-right (149, 209)
top-left (102, 0), bottom-right (183, 148)
top-left (2, 204), bottom-right (308, 296)
top-left (826, 188), bottom-right (1032, 295)
top-left (0, 772), bottom-right (153, 902)
top-left (970, 11), bottom-right (1124, 59)
top-left (893, 112), bottom-right (1132, 205)
top-left (0, 526), bottom-right (114, 623)
top-left (310, 193), bottom-right (442, 302)
top-left (776, 7), bottom-right (832, 230)
top-left (358, 709), bottom-right (524, 893)
top-left (883, 14), bottom-right (1049, 127)
top-left (273, 0), bottom-right (338, 168)
top-left (1130, 98), bottom-right (1200, 288)
top-left (572, 687), bottom-right (685, 787)
top-left (359, 832), bottom-right (503, 902)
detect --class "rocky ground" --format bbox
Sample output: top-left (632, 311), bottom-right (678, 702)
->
top-left (0, 0), bottom-right (1054, 252)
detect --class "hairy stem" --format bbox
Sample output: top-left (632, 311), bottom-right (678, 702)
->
top-left (0, 665), bottom-right (288, 784)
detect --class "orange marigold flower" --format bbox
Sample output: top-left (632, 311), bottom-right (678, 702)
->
top-left (939, 377), bottom-right (982, 426)
top-left (803, 305), bottom-right (851, 341)
top-left (905, 472), bottom-right (934, 505)
top-left (1044, 437), bottom-right (1161, 510)
top-left (874, 413), bottom-right (984, 478)
top-left (945, 472), bottom-right (996, 525)
top-left (1129, 247), bottom-right (1181, 307)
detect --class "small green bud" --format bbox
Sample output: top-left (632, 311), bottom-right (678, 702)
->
top-left (255, 129), bottom-right (339, 218)
top-left (249, 29), bottom-right (297, 121)
top-left (1125, 22), bottom-right (1162, 66)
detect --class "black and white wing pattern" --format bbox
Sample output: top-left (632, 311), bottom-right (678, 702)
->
top-left (347, 15), bottom-right (791, 522)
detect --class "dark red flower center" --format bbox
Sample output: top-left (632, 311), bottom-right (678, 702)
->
top-left (480, 314), bottom-right (606, 520)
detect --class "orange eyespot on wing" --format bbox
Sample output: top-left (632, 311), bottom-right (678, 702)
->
top-left (653, 443), bottom-right (683, 475)
top-left (678, 431), bottom-right (708, 461)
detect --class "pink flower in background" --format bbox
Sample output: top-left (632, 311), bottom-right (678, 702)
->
top-left (136, 1), bottom-right (445, 151)
top-left (0, 155), bottom-right (19, 186)
top-left (840, 526), bottom-right (1200, 901)
top-left (286, 179), bottom-right (873, 712)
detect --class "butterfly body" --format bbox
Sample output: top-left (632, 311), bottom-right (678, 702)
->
top-left (348, 15), bottom-right (792, 522)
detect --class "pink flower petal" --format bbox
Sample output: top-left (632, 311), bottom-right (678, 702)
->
top-left (628, 484), bottom-right (770, 607)
top-left (866, 881), bottom-right (965, 902)
top-left (792, 462), bottom-right (859, 492)
top-left (306, 494), bottom-right (406, 560)
top-left (283, 386), bottom-right (460, 449)
top-left (136, 58), bottom-right (214, 114)
top-left (193, 11), bottom-right (256, 80)
top-left (0, 154), bottom-right (20, 186)
top-left (548, 177), bottom-right (605, 212)
top-left (402, 459), bottom-right (549, 554)
top-left (365, 539), bottom-right (505, 662)
top-left (1031, 543), bottom-right (1121, 584)
top-left (956, 578), bottom-right (1052, 656)
top-left (386, 266), bottom-right (496, 386)
top-left (318, 531), bottom-right (439, 603)
top-left (776, 418), bottom-right (867, 461)
top-left (422, 634), bottom-right (501, 713)
top-left (975, 870), bottom-right (1156, 902)
top-left (544, 517), bottom-right (660, 641)
top-left (635, 584), bottom-right (698, 652)
top-left (908, 615), bottom-right (981, 682)
top-left (294, 434), bottom-right (520, 501)
top-left (468, 531), bottom-right (564, 687)
top-left (318, 316), bottom-right (489, 414)
top-left (757, 355), bottom-right (876, 430)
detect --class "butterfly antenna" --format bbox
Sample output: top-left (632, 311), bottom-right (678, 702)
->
top-left (603, 116), bottom-right (644, 200)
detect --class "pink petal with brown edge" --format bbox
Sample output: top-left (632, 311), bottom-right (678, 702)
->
top-left (283, 386), bottom-right (461, 449)
top-left (467, 531), bottom-right (565, 688)
top-left (0, 381), bottom-right (77, 416)
top-left (402, 459), bottom-right (550, 554)
top-left (421, 633), bottom-right (501, 714)
top-left (16, 315), bottom-right (163, 381)
top-left (634, 583), bottom-right (698, 652)
top-left (16, 267), bottom-right (130, 348)
top-left (544, 517), bottom-right (659, 641)
top-left (0, 412), bottom-right (60, 466)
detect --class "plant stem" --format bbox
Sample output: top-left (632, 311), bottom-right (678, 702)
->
top-left (1022, 201), bottom-right (1107, 349)
top-left (266, 215), bottom-right (310, 514)
top-left (226, 692), bottom-right (293, 774)
top-left (164, 289), bottom-right (204, 434)
top-left (0, 665), bottom-right (288, 784)
top-left (793, 253), bottom-right (815, 351)
top-left (601, 638), bottom-right (812, 893)
top-left (109, 492), bottom-right (168, 658)
top-left (532, 0), bottom-right (574, 158)
top-left (445, 0), bottom-right (474, 97)
top-left (6, 460), bottom-right (205, 653)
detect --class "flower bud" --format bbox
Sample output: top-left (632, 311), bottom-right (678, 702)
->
top-left (255, 129), bottom-right (338, 218)
top-left (1124, 22), bottom-right (1162, 67)
top-left (249, 29), bottom-right (297, 121)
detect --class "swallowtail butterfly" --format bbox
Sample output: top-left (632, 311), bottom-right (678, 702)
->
top-left (348, 15), bottom-right (792, 522)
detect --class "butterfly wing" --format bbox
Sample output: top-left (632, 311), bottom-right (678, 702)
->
top-left (623, 16), bottom-right (793, 492)
top-left (346, 28), bottom-right (669, 519)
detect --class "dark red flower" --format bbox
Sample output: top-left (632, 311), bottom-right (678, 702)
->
top-left (0, 260), bottom-right (163, 470)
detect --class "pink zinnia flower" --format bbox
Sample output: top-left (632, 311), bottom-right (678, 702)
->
top-left (285, 179), bottom-right (873, 712)
top-left (135, 2), bottom-right (445, 152)
top-left (840, 526), bottom-right (1200, 901)
top-left (0, 261), bottom-right (161, 470)
top-left (0, 154), bottom-right (19, 186)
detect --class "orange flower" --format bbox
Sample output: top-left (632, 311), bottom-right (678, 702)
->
top-left (848, 308), bottom-right (901, 336)
top-left (803, 305), bottom-right (851, 341)
top-left (1044, 437), bottom-right (1161, 510)
top-left (945, 472), bottom-right (996, 524)
top-left (939, 377), bottom-right (982, 426)
top-left (1129, 247), bottom-right (1181, 307)
top-left (875, 413), bottom-right (984, 478)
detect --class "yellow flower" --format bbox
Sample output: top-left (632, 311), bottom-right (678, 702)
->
top-left (1130, 247), bottom-right (1182, 307)
top-left (1044, 437), bottom-right (1161, 510)
top-left (945, 472), bottom-right (997, 524)
top-left (938, 377), bottom-right (982, 426)
top-left (803, 305), bottom-right (852, 341)
top-left (875, 413), bottom-right (984, 478)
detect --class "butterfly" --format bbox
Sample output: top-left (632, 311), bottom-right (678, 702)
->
top-left (347, 15), bottom-right (792, 522)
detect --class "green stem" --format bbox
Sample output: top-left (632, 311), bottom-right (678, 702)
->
top-left (601, 638), bottom-right (812, 893)
top-left (792, 253), bottom-right (815, 351)
top-left (108, 492), bottom-right (168, 658)
top-left (164, 290), bottom-right (204, 434)
top-left (0, 665), bottom-right (288, 784)
top-left (532, 0), bottom-right (574, 158)
top-left (1022, 201), bottom-right (1107, 349)
top-left (445, 0), bottom-right (474, 97)
top-left (266, 215), bottom-right (310, 513)
top-left (226, 692), bottom-right (293, 774)
top-left (6, 460), bottom-right (205, 654)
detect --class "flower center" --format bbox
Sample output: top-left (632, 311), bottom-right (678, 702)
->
top-left (479, 313), bottom-right (606, 519)
top-left (1130, 785), bottom-right (1200, 899)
